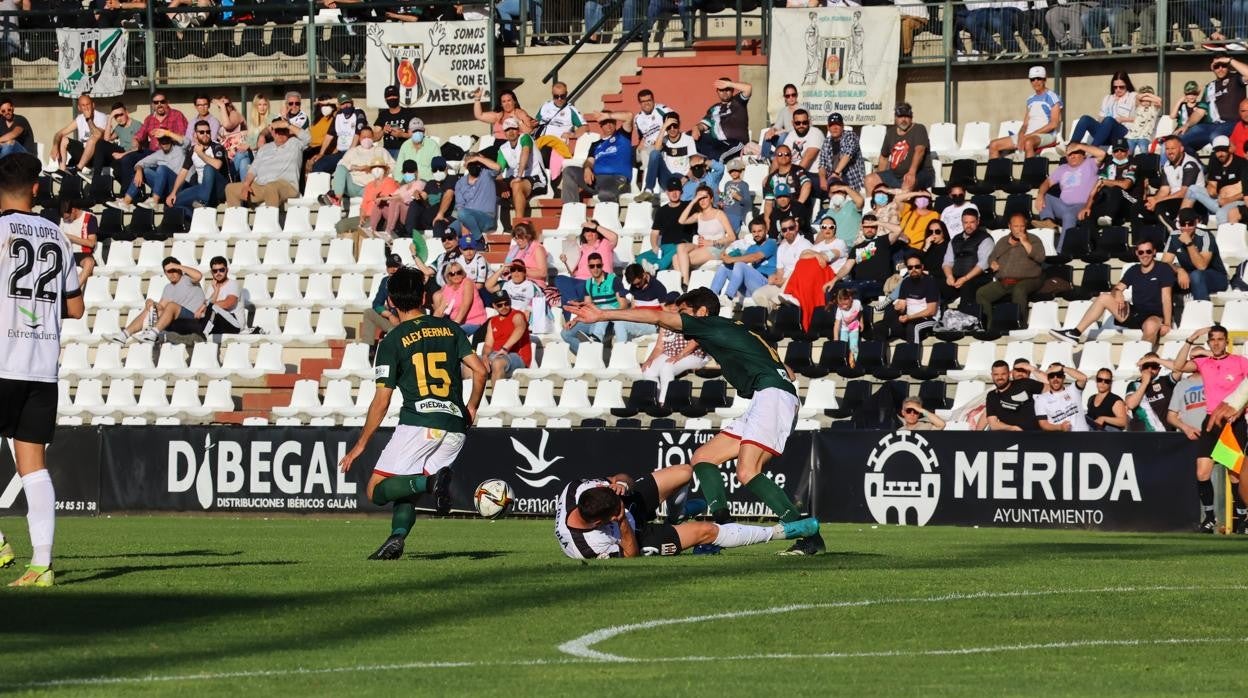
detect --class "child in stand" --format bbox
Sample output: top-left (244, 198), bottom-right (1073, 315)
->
top-left (368, 160), bottom-right (425, 241)
top-left (721, 158), bottom-right (754, 234)
top-left (832, 287), bottom-right (861, 362)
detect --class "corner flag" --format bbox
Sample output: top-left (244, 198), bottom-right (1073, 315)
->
top-left (1210, 422), bottom-right (1244, 475)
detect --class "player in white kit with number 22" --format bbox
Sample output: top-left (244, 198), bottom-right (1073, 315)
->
top-left (0, 153), bottom-right (85, 587)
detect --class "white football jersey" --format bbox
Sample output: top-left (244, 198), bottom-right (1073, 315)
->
top-left (554, 478), bottom-right (634, 560)
top-left (0, 211), bottom-right (80, 383)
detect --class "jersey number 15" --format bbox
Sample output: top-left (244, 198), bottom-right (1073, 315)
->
top-left (412, 352), bottom-right (451, 398)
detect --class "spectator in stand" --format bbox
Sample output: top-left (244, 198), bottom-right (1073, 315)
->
top-left (496, 116), bottom-right (547, 222)
top-left (473, 88), bottom-right (536, 147)
top-left (309, 93), bottom-right (368, 175)
top-left (166, 119), bottom-right (227, 213)
top-left (364, 160), bottom-right (421, 239)
top-left (640, 293), bottom-right (709, 403)
top-left (1229, 99), bottom-right (1248, 158)
top-left (280, 91), bottom-right (310, 131)
top-left (1141, 135), bottom-right (1205, 225)
top-left (180, 95), bottom-right (220, 143)
top-left (0, 97), bottom-right (32, 157)
top-left (646, 0), bottom-right (695, 44)
top-left (459, 239), bottom-right (490, 291)
top-left (1036, 144), bottom-right (1099, 245)
top-left (761, 83), bottom-right (799, 159)
top-left (1191, 135), bottom-right (1247, 224)
top-left (985, 360), bottom-right (1044, 431)
top-left (481, 291), bottom-right (532, 382)
top-left (496, 0), bottom-right (545, 47)
top-left (762, 145), bottom-right (813, 230)
top-left (897, 0), bottom-right (930, 58)
top-left (320, 126), bottom-right (395, 209)
top-left (362, 254), bottom-right (402, 347)
top-left (806, 218), bottom-right (852, 295)
top-left (1162, 208), bottom-right (1229, 301)
top-left (1051, 239), bottom-right (1174, 345)
top-left (899, 398), bottom-right (946, 431)
top-left (693, 78), bottom-right (752, 162)
top-left (1069, 72), bottom-right (1136, 147)
top-left (91, 102), bottom-right (142, 180)
top-left (1045, 0), bottom-right (1089, 52)
top-left (623, 263), bottom-right (669, 308)
top-left (106, 257), bottom-right (205, 344)
top-left (107, 134), bottom-right (183, 212)
top-left (975, 212), bottom-right (1045, 329)
top-left (632, 90), bottom-right (671, 165)
top-left (51, 94), bottom-right (107, 175)
top-left (636, 177), bottom-right (694, 273)
top-left (394, 117), bottom-right (438, 182)
top-left (235, 93), bottom-right (271, 182)
top-left (916, 219), bottom-right (950, 296)
top-left (839, 213), bottom-right (899, 301)
top-left (865, 102), bottom-right (933, 193)
top-left (413, 232), bottom-right (462, 302)
top-left (778, 108), bottom-right (823, 174)
top-left (988, 67), bottom-right (1063, 159)
top-left (1125, 352), bottom-right (1179, 432)
top-left (1036, 363), bottom-right (1089, 432)
top-left (405, 156), bottom-right (454, 238)
top-left (832, 287), bottom-right (862, 361)
top-left (562, 111), bottom-right (633, 204)
top-left (766, 183), bottom-right (809, 240)
top-left (640, 112), bottom-right (694, 200)
top-left (883, 252), bottom-right (939, 342)
top-left (303, 95), bottom-right (335, 170)
top-left (486, 261), bottom-right (544, 319)
top-left (1083, 1), bottom-right (1136, 52)
top-left (556, 219), bottom-right (618, 303)
top-left (560, 251), bottom-right (639, 353)
top-left (435, 260), bottom-right (486, 336)
top-left (375, 85), bottom-right (419, 157)
top-left (201, 255), bottom-right (242, 335)
top-left (751, 215), bottom-right (813, 310)
top-left (940, 183), bottom-right (976, 237)
top-left (721, 158), bottom-right (753, 232)
top-left (503, 221), bottom-right (549, 287)
top-left (1125, 85), bottom-right (1163, 155)
top-left (1077, 141), bottom-right (1136, 227)
top-left (436, 152), bottom-right (499, 248)
top-left (535, 82), bottom-right (587, 161)
top-left (680, 152), bottom-right (724, 203)
top-left (59, 198), bottom-right (96, 290)
top-left (823, 183), bottom-right (863, 246)
top-left (896, 190), bottom-right (938, 253)
top-left (1172, 80), bottom-right (1212, 153)
top-left (1086, 368), bottom-right (1128, 431)
top-left (223, 119), bottom-right (308, 209)
top-left (213, 96), bottom-right (247, 181)
top-left (819, 112), bottom-right (865, 195)
top-left (867, 185), bottom-right (903, 246)
top-left (676, 185), bottom-right (735, 288)
top-left (710, 218), bottom-right (776, 304)
top-left (941, 209), bottom-right (993, 306)
top-left (1180, 57), bottom-right (1248, 154)
top-left (111, 92), bottom-right (187, 185)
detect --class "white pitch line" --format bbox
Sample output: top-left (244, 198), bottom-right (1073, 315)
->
top-left (14, 585), bottom-right (1245, 690)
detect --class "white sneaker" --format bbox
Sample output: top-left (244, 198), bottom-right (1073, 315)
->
top-left (104, 331), bottom-right (130, 344)
top-left (106, 200), bottom-right (134, 213)
top-left (138, 198), bottom-right (159, 210)
top-left (134, 328), bottom-right (160, 343)
top-left (871, 297), bottom-right (892, 311)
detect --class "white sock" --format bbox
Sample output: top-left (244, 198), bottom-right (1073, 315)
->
top-left (21, 470), bottom-right (54, 567)
top-left (712, 523), bottom-right (780, 548)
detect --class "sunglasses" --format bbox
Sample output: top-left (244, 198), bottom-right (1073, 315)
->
top-left (494, 301), bottom-right (511, 307)
top-left (906, 264), bottom-right (922, 270)
top-left (1047, 372), bottom-right (1064, 379)
top-left (927, 228), bottom-right (942, 234)
top-left (776, 152), bottom-right (792, 158)
top-left (164, 268), bottom-right (181, 274)
top-left (1113, 83), bottom-right (1127, 88)
top-left (211, 267), bottom-right (227, 273)
top-left (1141, 362), bottom-right (1161, 371)
top-left (510, 268), bottom-right (525, 274)
top-left (286, 100), bottom-right (300, 105)
top-left (665, 124), bottom-right (681, 130)
top-left (784, 92), bottom-right (798, 98)
top-left (553, 94), bottom-right (568, 100)
top-left (781, 226), bottom-right (798, 232)
top-left (903, 408), bottom-right (919, 415)
top-left (152, 99), bottom-right (167, 104)
top-left (447, 270), bottom-right (465, 277)
top-left (196, 130), bottom-right (211, 135)
top-left (587, 263), bottom-right (603, 269)
top-left (1136, 249), bottom-right (1155, 256)
top-left (1096, 377), bottom-right (1112, 384)
top-left (793, 120), bottom-right (809, 126)
top-left (1179, 222), bottom-right (1197, 228)
top-left (820, 224), bottom-right (835, 229)
top-left (1029, 77), bottom-right (1045, 82)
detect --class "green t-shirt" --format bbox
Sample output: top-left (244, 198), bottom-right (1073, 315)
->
top-left (374, 314), bottom-right (473, 432)
top-left (679, 314), bottom-right (796, 398)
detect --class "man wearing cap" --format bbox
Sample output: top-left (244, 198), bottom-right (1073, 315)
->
top-left (694, 78), bottom-right (753, 162)
top-left (1193, 134), bottom-right (1248, 224)
top-left (1077, 141), bottom-right (1137, 227)
top-left (413, 232), bottom-right (462, 304)
top-left (1180, 57), bottom-right (1248, 154)
top-left (435, 152), bottom-right (499, 248)
top-left (1035, 143), bottom-right (1098, 244)
top-left (988, 67), bottom-right (1063, 159)
top-left (393, 117), bottom-right (437, 182)
top-left (1142, 135), bottom-right (1205, 226)
top-left (1126, 85), bottom-right (1163, 156)
top-left (486, 261), bottom-right (543, 318)
top-left (819, 112), bottom-right (864, 194)
top-left (777, 108), bottom-right (823, 172)
top-left (1161, 209), bottom-right (1229, 301)
top-left (362, 254), bottom-right (404, 347)
top-left (406, 156), bottom-right (455, 236)
top-left (310, 92), bottom-right (368, 174)
top-left (766, 182), bottom-right (808, 239)
top-left (498, 115), bottom-right (548, 221)
top-left (224, 119), bottom-right (309, 208)
top-left (1173, 80), bottom-right (1212, 148)
top-left (481, 292), bottom-right (532, 383)
top-left (561, 109), bottom-right (633, 204)
top-left (636, 177), bottom-right (695, 273)
top-left (865, 102), bottom-right (933, 194)
top-left (722, 158), bottom-right (753, 232)
top-left (375, 85), bottom-right (420, 157)
top-left (763, 144), bottom-right (812, 230)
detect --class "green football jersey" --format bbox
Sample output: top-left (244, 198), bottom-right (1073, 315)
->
top-left (679, 314), bottom-right (796, 398)
top-left (374, 315), bottom-right (473, 432)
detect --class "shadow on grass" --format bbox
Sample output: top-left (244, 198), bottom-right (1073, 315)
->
top-left (411, 550), bottom-right (506, 560)
top-left (57, 559), bottom-right (298, 585)
top-left (59, 550), bottom-right (244, 560)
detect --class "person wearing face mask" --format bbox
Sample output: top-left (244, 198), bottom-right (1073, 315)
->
top-left (823, 183), bottom-right (863, 245)
top-left (896, 189), bottom-right (938, 252)
top-left (939, 184), bottom-right (976, 237)
top-left (1076, 140), bottom-right (1137, 227)
top-left (865, 102), bottom-right (933, 193)
top-left (867, 185), bottom-right (903, 241)
top-left (366, 160), bottom-right (423, 239)
top-left (320, 126), bottom-right (396, 209)
top-left (434, 153), bottom-right (500, 248)
top-left (394, 117), bottom-right (438, 183)
top-left (407, 156), bottom-right (455, 240)
top-left (310, 93), bottom-right (368, 175)
top-left (375, 85), bottom-right (419, 157)
top-left (680, 153), bottom-right (724, 203)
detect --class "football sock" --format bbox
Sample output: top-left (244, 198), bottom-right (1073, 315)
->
top-left (1235, 486), bottom-right (1247, 519)
top-left (21, 470), bottom-right (54, 568)
top-left (693, 462), bottom-right (727, 515)
top-left (745, 474), bottom-right (801, 523)
top-left (371, 475), bottom-right (430, 506)
top-left (713, 523), bottom-right (780, 548)
top-left (390, 501), bottom-right (416, 538)
top-left (1198, 479), bottom-right (1215, 515)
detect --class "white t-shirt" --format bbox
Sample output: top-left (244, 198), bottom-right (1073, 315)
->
top-left (1034, 384), bottom-right (1089, 431)
top-left (813, 238), bottom-right (849, 274)
top-left (501, 278), bottom-right (541, 310)
top-left (633, 104), bottom-right (671, 149)
top-left (658, 133), bottom-right (696, 177)
top-left (75, 110), bottom-right (109, 141)
top-left (781, 127), bottom-right (825, 161)
top-left (535, 100), bottom-right (584, 139)
top-left (0, 211), bottom-right (81, 383)
top-left (941, 202), bottom-right (976, 237)
top-left (554, 478), bottom-right (631, 559)
top-left (460, 253), bottom-right (489, 284)
top-left (776, 235), bottom-right (814, 279)
top-left (835, 298), bottom-right (863, 331)
top-left (208, 278), bottom-right (242, 330)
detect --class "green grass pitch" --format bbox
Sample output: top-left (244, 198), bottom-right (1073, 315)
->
top-left (1, 516), bottom-right (1246, 697)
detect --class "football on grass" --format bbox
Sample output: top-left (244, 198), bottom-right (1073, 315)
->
top-left (474, 479), bottom-right (515, 519)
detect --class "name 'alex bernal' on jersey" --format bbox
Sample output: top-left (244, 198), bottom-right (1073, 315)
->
top-left (555, 478), bottom-right (633, 559)
top-left (374, 314), bottom-right (474, 433)
top-left (679, 314), bottom-right (796, 399)
top-left (0, 210), bottom-right (81, 383)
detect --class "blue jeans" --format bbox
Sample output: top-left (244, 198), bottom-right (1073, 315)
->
top-left (498, 0), bottom-right (543, 35)
top-left (126, 165), bottom-right (176, 200)
top-left (233, 150), bottom-right (253, 182)
top-left (967, 8), bottom-right (1006, 52)
top-left (1126, 137), bottom-right (1151, 155)
top-left (723, 203), bottom-right (749, 233)
top-left (1070, 115), bottom-right (1127, 147)
top-left (1180, 121), bottom-right (1234, 154)
top-left (613, 320), bottom-right (654, 342)
top-left (644, 149), bottom-right (674, 192)
top-left (562, 320), bottom-right (609, 353)
top-left (313, 150), bottom-right (345, 174)
top-left (647, 0), bottom-right (693, 40)
top-left (1226, 0), bottom-right (1248, 38)
top-left (711, 262), bottom-right (769, 300)
top-left (1184, 186), bottom-right (1238, 223)
top-left (173, 167), bottom-right (222, 211)
top-left (1040, 193), bottom-right (1082, 238)
top-left (1083, 2), bottom-right (1134, 48)
top-left (0, 142), bottom-right (26, 157)
top-left (450, 208), bottom-right (495, 247)
top-left (1187, 268), bottom-right (1229, 300)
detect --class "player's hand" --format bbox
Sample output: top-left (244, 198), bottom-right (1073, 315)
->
top-left (339, 444), bottom-right (365, 473)
top-left (1210, 401), bottom-right (1243, 428)
top-left (608, 481), bottom-right (629, 496)
top-left (564, 301), bottom-right (605, 324)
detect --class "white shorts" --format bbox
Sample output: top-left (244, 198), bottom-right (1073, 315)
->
top-left (373, 425), bottom-right (466, 478)
top-left (721, 387), bottom-right (799, 456)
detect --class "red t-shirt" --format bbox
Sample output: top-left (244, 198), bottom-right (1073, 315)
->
top-left (1231, 121), bottom-right (1248, 158)
top-left (489, 311), bottom-right (531, 366)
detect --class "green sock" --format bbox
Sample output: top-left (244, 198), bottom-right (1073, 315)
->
top-left (371, 475), bottom-right (430, 506)
top-left (390, 501), bottom-right (416, 538)
top-left (745, 475), bottom-right (801, 523)
top-left (693, 462), bottom-right (728, 515)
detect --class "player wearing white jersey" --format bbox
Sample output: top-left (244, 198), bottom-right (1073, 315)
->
top-left (0, 153), bottom-right (85, 588)
top-left (554, 464), bottom-right (818, 559)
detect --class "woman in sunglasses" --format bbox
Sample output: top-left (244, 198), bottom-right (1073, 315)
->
top-left (434, 261), bottom-right (486, 336)
top-left (1086, 369), bottom-right (1127, 431)
top-left (898, 398), bottom-right (945, 431)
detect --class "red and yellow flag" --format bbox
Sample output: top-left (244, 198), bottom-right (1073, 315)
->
top-left (1211, 422), bottom-right (1244, 475)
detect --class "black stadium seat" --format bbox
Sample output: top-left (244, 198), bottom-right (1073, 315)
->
top-left (1009, 156), bottom-right (1050, 194)
top-left (817, 340), bottom-right (858, 378)
top-left (970, 157), bottom-right (1012, 195)
top-left (926, 342), bottom-right (961, 375)
top-left (807, 306), bottom-right (836, 340)
top-left (918, 380), bottom-right (952, 411)
top-left (971, 193), bottom-right (998, 227)
top-left (888, 342), bottom-right (923, 378)
top-left (615, 418), bottom-right (643, 428)
top-left (698, 380), bottom-right (731, 411)
top-left (1080, 262), bottom-right (1112, 295)
top-left (1003, 192), bottom-right (1032, 223)
top-left (827, 379), bottom-right (871, 419)
top-left (783, 340), bottom-right (816, 376)
top-left (610, 380), bottom-right (660, 418)
top-left (946, 158), bottom-right (978, 188)
top-left (580, 418), bottom-right (608, 428)
top-left (650, 417), bottom-right (678, 429)
top-left (665, 380), bottom-right (707, 418)
top-left (773, 304), bottom-right (804, 340)
top-left (741, 306), bottom-right (775, 343)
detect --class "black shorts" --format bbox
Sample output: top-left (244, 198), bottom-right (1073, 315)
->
top-left (73, 251), bottom-right (92, 265)
top-left (0, 378), bottom-right (58, 444)
top-left (1197, 413), bottom-right (1246, 458)
top-left (1117, 308), bottom-right (1159, 329)
top-left (625, 474), bottom-right (684, 556)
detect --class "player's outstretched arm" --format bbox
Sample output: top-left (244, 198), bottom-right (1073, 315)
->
top-left (564, 301), bottom-right (684, 332)
top-left (341, 385), bottom-right (394, 472)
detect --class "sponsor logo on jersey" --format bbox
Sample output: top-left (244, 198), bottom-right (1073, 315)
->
top-left (415, 398), bottom-right (462, 416)
top-left (17, 306), bottom-right (38, 330)
top-left (375, 365), bottom-right (390, 379)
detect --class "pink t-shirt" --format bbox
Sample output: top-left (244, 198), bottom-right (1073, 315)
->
top-left (1194, 353), bottom-right (1248, 413)
top-left (573, 238), bottom-right (615, 278)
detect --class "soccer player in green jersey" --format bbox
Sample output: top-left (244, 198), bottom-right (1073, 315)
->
top-left (566, 287), bottom-right (825, 555)
top-left (341, 267), bottom-right (488, 560)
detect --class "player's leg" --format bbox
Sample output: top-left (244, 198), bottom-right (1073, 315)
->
top-left (8, 381), bottom-right (58, 587)
top-left (1196, 456), bottom-right (1217, 532)
top-left (674, 518), bottom-right (819, 550)
top-left (649, 463), bottom-right (692, 500)
top-left (730, 388), bottom-right (804, 523)
top-left (689, 433), bottom-right (742, 521)
top-left (363, 426), bottom-right (462, 559)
